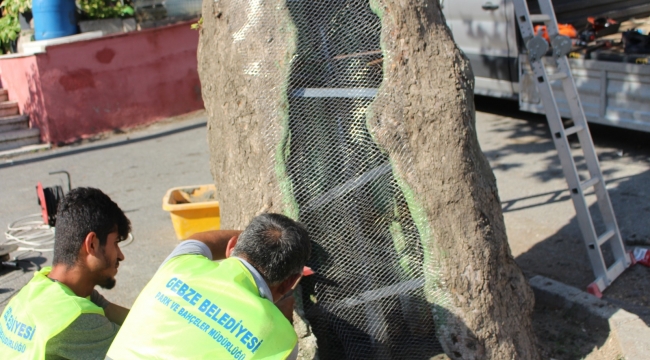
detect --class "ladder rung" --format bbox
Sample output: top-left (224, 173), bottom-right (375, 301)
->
top-left (605, 257), bottom-right (629, 278)
top-left (547, 72), bottom-right (568, 81)
top-left (564, 125), bottom-right (584, 136)
top-left (529, 14), bottom-right (551, 23)
top-left (597, 229), bottom-right (616, 246)
top-left (580, 177), bottom-right (600, 190)
top-left (592, 256), bottom-right (628, 291)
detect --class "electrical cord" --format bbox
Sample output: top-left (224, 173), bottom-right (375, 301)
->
top-left (3, 214), bottom-right (135, 260)
top-left (120, 232), bottom-right (135, 247)
top-left (4, 214), bottom-right (55, 254)
top-left (0, 215), bottom-right (49, 293)
top-left (1, 214), bottom-right (135, 305)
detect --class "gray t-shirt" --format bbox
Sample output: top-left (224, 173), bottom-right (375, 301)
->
top-left (45, 290), bottom-right (118, 360)
top-left (160, 240), bottom-right (299, 360)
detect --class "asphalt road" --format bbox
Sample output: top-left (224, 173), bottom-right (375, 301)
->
top-left (1, 100), bottom-right (649, 322)
top-left (0, 113), bottom-right (214, 308)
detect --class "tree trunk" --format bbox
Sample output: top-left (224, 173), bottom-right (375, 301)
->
top-left (366, 1), bottom-right (540, 358)
top-left (198, 0), bottom-right (539, 359)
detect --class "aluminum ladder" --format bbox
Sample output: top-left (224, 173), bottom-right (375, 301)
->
top-left (512, 0), bottom-right (634, 297)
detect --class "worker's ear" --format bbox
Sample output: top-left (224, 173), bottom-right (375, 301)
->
top-left (225, 235), bottom-right (238, 258)
top-left (82, 232), bottom-right (101, 257)
top-left (277, 273), bottom-right (302, 296)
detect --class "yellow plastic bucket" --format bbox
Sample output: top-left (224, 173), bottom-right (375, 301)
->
top-left (162, 184), bottom-right (220, 240)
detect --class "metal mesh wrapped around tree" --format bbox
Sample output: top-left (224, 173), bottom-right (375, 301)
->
top-left (205, 1), bottom-right (449, 357)
top-left (198, 0), bottom-right (539, 359)
top-left (283, 1), bottom-right (445, 358)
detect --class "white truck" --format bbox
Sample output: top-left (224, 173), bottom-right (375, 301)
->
top-left (442, 0), bottom-right (650, 132)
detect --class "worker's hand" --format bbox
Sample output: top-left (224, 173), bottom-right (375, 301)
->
top-left (186, 230), bottom-right (242, 261)
top-left (275, 291), bottom-right (295, 324)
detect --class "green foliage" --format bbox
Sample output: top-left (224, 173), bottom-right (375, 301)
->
top-left (77, 0), bottom-right (134, 20)
top-left (0, 15), bottom-right (20, 46)
top-left (0, 0), bottom-right (31, 54)
top-left (2, 0), bottom-right (31, 16)
top-left (191, 17), bottom-right (202, 30)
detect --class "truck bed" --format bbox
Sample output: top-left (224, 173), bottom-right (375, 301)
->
top-left (519, 56), bottom-right (650, 133)
top-left (529, 0), bottom-right (650, 28)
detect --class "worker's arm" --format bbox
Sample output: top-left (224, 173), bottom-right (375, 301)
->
top-left (104, 302), bottom-right (129, 325)
top-left (45, 313), bottom-right (118, 359)
top-left (186, 230), bottom-right (242, 260)
top-left (91, 290), bottom-right (129, 325)
top-left (275, 291), bottom-right (295, 324)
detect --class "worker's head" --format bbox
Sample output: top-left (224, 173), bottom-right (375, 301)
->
top-left (230, 213), bottom-right (311, 298)
top-left (52, 187), bottom-right (131, 289)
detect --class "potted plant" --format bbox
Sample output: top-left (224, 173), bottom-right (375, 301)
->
top-left (77, 0), bottom-right (135, 35)
top-left (0, 0), bottom-right (31, 53)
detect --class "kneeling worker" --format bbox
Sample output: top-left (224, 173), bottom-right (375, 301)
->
top-left (107, 213), bottom-right (311, 359)
top-left (0, 188), bottom-right (131, 359)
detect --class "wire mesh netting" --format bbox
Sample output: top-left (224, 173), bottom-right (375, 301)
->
top-left (227, 0), bottom-right (453, 358)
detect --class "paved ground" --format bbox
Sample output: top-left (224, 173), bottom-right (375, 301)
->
top-left (474, 96), bottom-right (650, 325)
top-left (0, 112), bottom-right (213, 308)
top-left (1, 99), bottom-right (648, 339)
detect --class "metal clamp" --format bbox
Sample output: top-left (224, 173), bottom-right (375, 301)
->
top-left (550, 35), bottom-right (572, 59)
top-left (526, 36), bottom-right (549, 62)
top-left (481, 1), bottom-right (499, 10)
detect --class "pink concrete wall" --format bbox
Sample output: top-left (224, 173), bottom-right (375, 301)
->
top-left (0, 55), bottom-right (51, 141)
top-left (0, 21), bottom-right (203, 144)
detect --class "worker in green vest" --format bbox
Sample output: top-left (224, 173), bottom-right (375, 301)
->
top-left (0, 187), bottom-right (131, 359)
top-left (106, 213), bottom-right (312, 359)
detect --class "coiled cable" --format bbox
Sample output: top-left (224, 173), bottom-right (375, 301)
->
top-left (4, 213), bottom-right (55, 254)
top-left (4, 214), bottom-right (134, 259)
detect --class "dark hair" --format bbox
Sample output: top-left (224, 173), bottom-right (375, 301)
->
top-left (232, 213), bottom-right (311, 285)
top-left (53, 187), bottom-right (131, 266)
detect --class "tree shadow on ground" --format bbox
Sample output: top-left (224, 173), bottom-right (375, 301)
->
top-left (515, 168), bottom-right (650, 326)
top-left (475, 96), bottom-right (650, 184)
top-left (532, 301), bottom-right (611, 360)
top-left (474, 96), bottom-right (650, 326)
top-left (474, 96), bottom-right (650, 358)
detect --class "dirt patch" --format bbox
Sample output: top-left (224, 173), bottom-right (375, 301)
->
top-left (175, 187), bottom-right (216, 203)
top-left (532, 303), bottom-right (613, 360)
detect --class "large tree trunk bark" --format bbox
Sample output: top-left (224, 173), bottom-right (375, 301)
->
top-left (198, 0), bottom-right (539, 359)
top-left (366, 1), bottom-right (539, 359)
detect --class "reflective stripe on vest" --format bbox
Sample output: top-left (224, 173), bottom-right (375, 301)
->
top-left (107, 256), bottom-right (297, 360)
top-left (0, 267), bottom-right (105, 360)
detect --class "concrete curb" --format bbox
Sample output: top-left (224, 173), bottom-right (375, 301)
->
top-left (0, 111), bottom-right (207, 166)
top-left (0, 143), bottom-right (51, 160)
top-left (530, 275), bottom-right (650, 360)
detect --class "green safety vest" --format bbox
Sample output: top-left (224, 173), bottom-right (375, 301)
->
top-left (0, 267), bottom-right (105, 359)
top-left (107, 256), bottom-right (297, 360)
